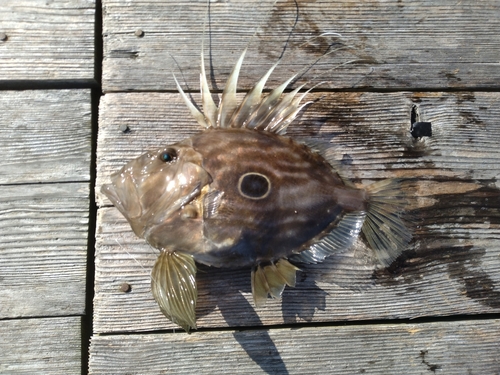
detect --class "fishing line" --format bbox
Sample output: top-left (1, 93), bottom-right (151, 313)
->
top-left (114, 238), bottom-right (157, 272)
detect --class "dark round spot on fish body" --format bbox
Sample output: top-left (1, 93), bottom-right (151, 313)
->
top-left (238, 172), bottom-right (271, 200)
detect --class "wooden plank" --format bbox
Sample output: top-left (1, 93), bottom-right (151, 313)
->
top-left (96, 91), bottom-right (500, 205)
top-left (0, 183), bottom-right (89, 318)
top-left (94, 206), bottom-right (500, 332)
top-left (102, 0), bottom-right (500, 92)
top-left (94, 91), bottom-right (500, 333)
top-left (0, 89), bottom-right (92, 184)
top-left (89, 319), bottom-right (500, 374)
top-left (0, 0), bottom-right (95, 82)
top-left (0, 317), bottom-right (81, 375)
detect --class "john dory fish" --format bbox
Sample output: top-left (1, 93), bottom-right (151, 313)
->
top-left (102, 50), bottom-right (412, 332)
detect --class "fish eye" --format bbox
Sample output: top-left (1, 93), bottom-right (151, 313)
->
top-left (238, 172), bottom-right (271, 200)
top-left (159, 148), bottom-right (177, 163)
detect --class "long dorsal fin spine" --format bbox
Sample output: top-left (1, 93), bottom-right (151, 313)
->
top-left (247, 74), bottom-right (297, 131)
top-left (200, 51), bottom-right (218, 128)
top-left (174, 75), bottom-right (209, 129)
top-left (233, 61), bottom-right (279, 128)
top-left (218, 49), bottom-right (247, 128)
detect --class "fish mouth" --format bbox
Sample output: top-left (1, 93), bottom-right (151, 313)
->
top-left (101, 183), bottom-right (121, 208)
top-left (103, 181), bottom-right (150, 239)
top-left (103, 160), bottom-right (212, 230)
top-left (101, 176), bottom-right (142, 221)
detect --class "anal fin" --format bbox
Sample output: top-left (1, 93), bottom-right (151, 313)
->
top-left (289, 211), bottom-right (366, 264)
top-left (151, 250), bottom-right (198, 332)
top-left (251, 259), bottom-right (299, 307)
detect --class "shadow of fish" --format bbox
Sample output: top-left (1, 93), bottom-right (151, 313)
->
top-left (102, 50), bottom-right (411, 332)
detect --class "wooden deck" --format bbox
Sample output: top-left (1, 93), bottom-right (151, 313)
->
top-left (1, 0), bottom-right (499, 374)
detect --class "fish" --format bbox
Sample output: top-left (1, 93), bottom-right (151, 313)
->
top-left (101, 49), bottom-right (412, 332)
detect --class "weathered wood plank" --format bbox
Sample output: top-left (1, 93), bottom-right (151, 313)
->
top-left (0, 317), bottom-right (81, 375)
top-left (102, 0), bottom-right (500, 92)
top-left (0, 89), bottom-right (92, 184)
top-left (94, 205), bottom-right (500, 333)
top-left (94, 91), bottom-right (500, 333)
top-left (0, 183), bottom-right (89, 318)
top-left (0, 0), bottom-right (95, 82)
top-left (89, 319), bottom-right (500, 374)
top-left (96, 91), bottom-right (500, 206)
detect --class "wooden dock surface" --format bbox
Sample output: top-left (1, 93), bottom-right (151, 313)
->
top-left (1, 0), bottom-right (499, 374)
top-left (0, 1), bottom-right (95, 373)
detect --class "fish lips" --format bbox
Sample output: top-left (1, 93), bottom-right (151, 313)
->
top-left (102, 160), bottom-right (212, 240)
top-left (102, 175), bottom-right (139, 213)
top-left (101, 172), bottom-right (145, 236)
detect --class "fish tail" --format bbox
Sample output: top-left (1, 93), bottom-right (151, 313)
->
top-left (362, 179), bottom-right (412, 266)
top-left (151, 250), bottom-right (198, 332)
top-left (251, 259), bottom-right (299, 307)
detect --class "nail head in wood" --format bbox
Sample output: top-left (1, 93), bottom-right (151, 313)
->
top-left (120, 282), bottom-right (132, 293)
top-left (119, 124), bottom-right (130, 133)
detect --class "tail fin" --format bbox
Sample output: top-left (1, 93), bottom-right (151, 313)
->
top-left (362, 179), bottom-right (412, 266)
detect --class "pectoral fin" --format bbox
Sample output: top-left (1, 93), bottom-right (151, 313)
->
top-left (151, 250), bottom-right (198, 332)
top-left (251, 259), bottom-right (299, 307)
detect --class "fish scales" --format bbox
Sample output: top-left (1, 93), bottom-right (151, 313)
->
top-left (102, 49), bottom-right (412, 332)
top-left (191, 128), bottom-right (354, 266)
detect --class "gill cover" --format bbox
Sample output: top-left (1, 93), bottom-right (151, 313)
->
top-left (101, 140), bottom-right (211, 241)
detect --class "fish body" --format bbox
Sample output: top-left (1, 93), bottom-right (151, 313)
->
top-left (102, 51), bottom-right (411, 332)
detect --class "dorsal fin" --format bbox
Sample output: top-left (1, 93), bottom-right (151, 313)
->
top-left (200, 51), bottom-right (218, 128)
top-left (176, 50), bottom-right (310, 134)
top-left (218, 49), bottom-right (247, 128)
top-left (174, 75), bottom-right (209, 129)
top-left (230, 61), bottom-right (279, 128)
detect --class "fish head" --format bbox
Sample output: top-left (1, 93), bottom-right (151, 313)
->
top-left (101, 137), bottom-right (211, 241)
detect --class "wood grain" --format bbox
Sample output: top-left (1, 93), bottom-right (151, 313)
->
top-left (89, 319), bottom-right (500, 374)
top-left (94, 91), bottom-right (500, 333)
top-left (92, 1), bottom-right (500, 374)
top-left (0, 89), bottom-right (92, 184)
top-left (0, 317), bottom-right (81, 375)
top-left (94, 205), bottom-right (500, 333)
top-left (96, 91), bottom-right (500, 205)
top-left (0, 86), bottom-right (92, 372)
top-left (0, 183), bottom-right (89, 318)
top-left (0, 0), bottom-right (95, 82)
top-left (102, 0), bottom-right (500, 92)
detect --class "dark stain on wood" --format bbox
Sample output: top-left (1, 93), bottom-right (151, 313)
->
top-left (90, 1), bottom-right (500, 372)
top-left (110, 49), bottom-right (140, 59)
top-left (373, 183), bottom-right (500, 308)
top-left (419, 350), bottom-right (441, 373)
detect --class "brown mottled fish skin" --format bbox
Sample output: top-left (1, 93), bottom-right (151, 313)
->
top-left (190, 127), bottom-right (367, 268)
top-left (102, 49), bottom-right (411, 332)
